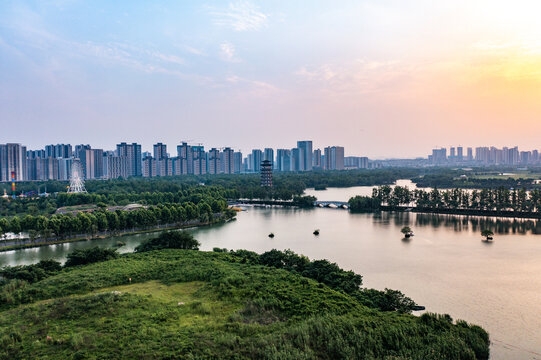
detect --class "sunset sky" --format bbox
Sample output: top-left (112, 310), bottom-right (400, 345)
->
top-left (1, 1), bottom-right (540, 158)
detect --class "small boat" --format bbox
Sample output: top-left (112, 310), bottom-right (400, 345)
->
top-left (268, 233), bottom-right (275, 238)
top-left (404, 232), bottom-right (414, 238)
top-left (313, 229), bottom-right (320, 235)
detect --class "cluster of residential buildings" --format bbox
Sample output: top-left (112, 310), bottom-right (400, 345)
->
top-left (429, 146), bottom-right (541, 166)
top-left (0, 141), bottom-right (362, 182)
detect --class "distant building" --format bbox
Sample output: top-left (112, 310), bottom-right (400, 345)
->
top-left (264, 148), bottom-right (274, 169)
top-left (233, 151), bottom-right (243, 173)
top-left (313, 149), bottom-right (322, 169)
top-left (221, 147), bottom-right (235, 174)
top-left (208, 148), bottom-right (221, 174)
top-left (457, 147), bottom-right (463, 161)
top-left (116, 142), bottom-right (142, 177)
top-left (296, 141), bottom-right (313, 171)
top-left (192, 146), bottom-right (206, 175)
top-left (431, 148), bottom-right (447, 164)
top-left (324, 146), bottom-right (344, 170)
top-left (153, 143), bottom-right (167, 160)
top-left (276, 149), bottom-right (291, 172)
top-left (251, 149), bottom-right (263, 172)
top-left (261, 160), bottom-right (273, 187)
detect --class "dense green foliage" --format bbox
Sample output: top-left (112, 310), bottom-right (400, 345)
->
top-left (0, 249), bottom-right (489, 359)
top-left (0, 201), bottom-right (232, 240)
top-left (135, 231), bottom-right (200, 252)
top-left (0, 260), bottom-right (62, 284)
top-left (372, 185), bottom-right (541, 213)
top-left (218, 248), bottom-right (418, 314)
top-left (292, 195), bottom-right (317, 207)
top-left (348, 195), bottom-right (382, 212)
top-left (64, 247), bottom-right (119, 267)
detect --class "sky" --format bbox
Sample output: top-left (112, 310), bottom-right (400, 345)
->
top-left (1, 0), bottom-right (540, 158)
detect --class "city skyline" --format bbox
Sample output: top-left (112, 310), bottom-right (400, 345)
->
top-left (1, 1), bottom-right (540, 158)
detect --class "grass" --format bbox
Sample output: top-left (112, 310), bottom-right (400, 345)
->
top-left (470, 172), bottom-right (541, 180)
top-left (0, 250), bottom-right (490, 359)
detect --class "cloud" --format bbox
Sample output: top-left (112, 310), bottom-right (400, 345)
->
top-left (220, 42), bottom-right (240, 62)
top-left (294, 60), bottom-right (411, 97)
top-left (210, 1), bottom-right (268, 32)
top-left (183, 45), bottom-right (206, 56)
top-left (224, 74), bottom-right (280, 98)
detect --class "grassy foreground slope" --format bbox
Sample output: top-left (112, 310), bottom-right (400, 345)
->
top-left (0, 250), bottom-right (489, 359)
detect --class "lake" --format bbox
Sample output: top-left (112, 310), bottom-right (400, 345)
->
top-left (1, 184), bottom-right (541, 359)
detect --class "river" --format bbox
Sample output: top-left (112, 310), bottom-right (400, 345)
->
top-left (1, 183), bottom-right (541, 359)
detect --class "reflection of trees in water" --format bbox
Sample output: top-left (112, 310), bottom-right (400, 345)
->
top-left (373, 211), bottom-right (541, 235)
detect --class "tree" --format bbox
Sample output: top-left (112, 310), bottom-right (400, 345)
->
top-left (401, 226), bottom-right (412, 236)
top-left (135, 231), bottom-right (200, 252)
top-left (64, 247), bottom-right (118, 267)
top-left (481, 229), bottom-right (494, 241)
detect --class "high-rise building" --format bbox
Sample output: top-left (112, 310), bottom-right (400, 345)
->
top-left (251, 149), bottom-right (263, 172)
top-left (264, 148), bottom-right (274, 169)
top-left (467, 147), bottom-right (473, 161)
top-left (208, 148), bottom-right (221, 174)
top-left (344, 156), bottom-right (368, 169)
top-left (313, 149), bottom-right (322, 168)
top-left (457, 147), bottom-right (463, 161)
top-left (176, 142), bottom-right (193, 174)
top-left (431, 148), bottom-right (447, 164)
top-left (116, 142), bottom-right (142, 177)
top-left (192, 146), bottom-right (206, 175)
top-left (153, 143), bottom-right (167, 160)
top-left (103, 151), bottom-right (128, 179)
top-left (45, 144), bottom-right (72, 159)
top-left (92, 149), bottom-right (104, 179)
top-left (324, 146), bottom-right (345, 170)
top-left (276, 149), bottom-right (291, 172)
top-left (296, 141), bottom-right (313, 171)
top-left (221, 147), bottom-right (234, 174)
top-left (142, 155), bottom-right (155, 177)
top-left (0, 143), bottom-right (27, 182)
top-left (233, 151), bottom-right (243, 173)
top-left (291, 148), bottom-right (300, 171)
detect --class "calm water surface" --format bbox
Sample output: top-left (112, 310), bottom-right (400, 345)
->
top-left (1, 184), bottom-right (541, 359)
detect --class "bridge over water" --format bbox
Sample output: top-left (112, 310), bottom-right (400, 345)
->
top-left (314, 201), bottom-right (349, 209)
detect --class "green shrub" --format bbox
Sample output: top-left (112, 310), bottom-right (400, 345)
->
top-left (135, 231), bottom-right (200, 252)
top-left (64, 247), bottom-right (118, 267)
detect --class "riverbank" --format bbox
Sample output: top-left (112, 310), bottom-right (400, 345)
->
top-left (0, 216), bottom-right (235, 253)
top-left (0, 249), bottom-right (489, 359)
top-left (378, 205), bottom-right (541, 220)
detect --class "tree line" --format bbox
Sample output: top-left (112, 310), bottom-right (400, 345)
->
top-left (0, 200), bottom-right (231, 240)
top-left (350, 185), bottom-right (541, 213)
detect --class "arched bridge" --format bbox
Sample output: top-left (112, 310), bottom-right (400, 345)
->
top-left (314, 201), bottom-right (349, 209)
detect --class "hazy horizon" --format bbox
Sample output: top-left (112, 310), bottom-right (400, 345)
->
top-left (1, 1), bottom-right (540, 158)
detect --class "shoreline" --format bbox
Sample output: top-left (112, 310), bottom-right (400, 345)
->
top-left (0, 218), bottom-right (234, 253)
top-left (378, 205), bottom-right (541, 220)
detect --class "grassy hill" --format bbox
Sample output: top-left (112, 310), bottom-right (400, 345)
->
top-left (0, 249), bottom-right (489, 359)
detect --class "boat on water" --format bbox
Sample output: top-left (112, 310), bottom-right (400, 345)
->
top-left (405, 232), bottom-right (414, 238)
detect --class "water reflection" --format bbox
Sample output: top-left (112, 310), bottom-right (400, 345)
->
top-left (373, 211), bottom-right (541, 235)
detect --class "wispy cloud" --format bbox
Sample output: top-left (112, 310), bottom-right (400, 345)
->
top-left (294, 60), bottom-right (410, 97)
top-left (209, 1), bottom-right (268, 32)
top-left (224, 74), bottom-right (280, 98)
top-left (220, 42), bottom-right (240, 62)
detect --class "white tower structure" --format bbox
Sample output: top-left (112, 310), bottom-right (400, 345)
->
top-left (68, 159), bottom-right (87, 193)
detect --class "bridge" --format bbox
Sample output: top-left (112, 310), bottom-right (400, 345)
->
top-left (314, 201), bottom-right (349, 209)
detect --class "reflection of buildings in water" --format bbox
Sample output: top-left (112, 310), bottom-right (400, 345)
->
top-left (371, 211), bottom-right (541, 235)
